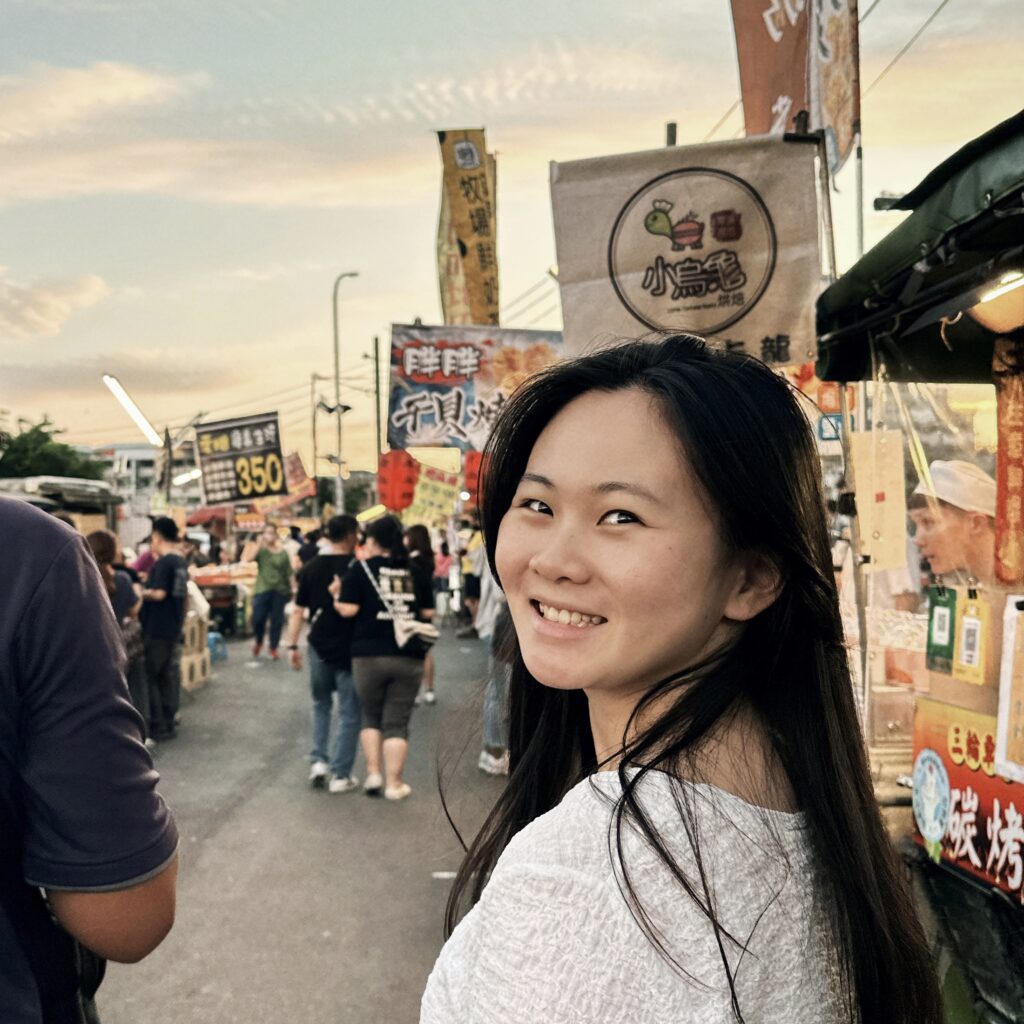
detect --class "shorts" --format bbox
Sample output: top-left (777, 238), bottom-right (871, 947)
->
top-left (464, 574), bottom-right (481, 600)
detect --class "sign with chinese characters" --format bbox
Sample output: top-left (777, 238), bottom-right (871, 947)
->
top-left (387, 323), bottom-right (562, 452)
top-left (913, 697), bottom-right (1023, 901)
top-left (550, 137), bottom-right (820, 359)
top-left (994, 337), bottom-right (1024, 585)
top-left (195, 412), bottom-right (287, 505)
top-left (437, 129), bottom-right (499, 326)
top-left (402, 465), bottom-right (461, 526)
top-left (809, 0), bottom-right (860, 173)
top-left (730, 0), bottom-right (810, 137)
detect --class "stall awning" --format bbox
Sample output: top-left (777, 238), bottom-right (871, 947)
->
top-left (187, 506), bottom-right (229, 526)
top-left (817, 110), bottom-right (1024, 383)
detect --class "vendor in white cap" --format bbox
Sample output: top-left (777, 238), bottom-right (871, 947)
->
top-left (908, 460), bottom-right (997, 585)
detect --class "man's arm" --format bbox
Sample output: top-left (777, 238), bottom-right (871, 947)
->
top-left (240, 535), bottom-right (261, 563)
top-left (47, 856), bottom-right (178, 963)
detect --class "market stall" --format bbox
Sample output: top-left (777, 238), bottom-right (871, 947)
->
top-left (817, 109), bottom-right (1024, 1022)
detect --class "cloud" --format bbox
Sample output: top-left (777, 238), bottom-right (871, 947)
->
top-left (0, 272), bottom-right (110, 339)
top-left (2, 348), bottom-right (228, 402)
top-left (0, 62), bottom-right (208, 143)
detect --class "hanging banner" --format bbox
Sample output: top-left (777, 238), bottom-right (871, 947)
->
top-left (437, 129), bottom-right (499, 325)
top-left (550, 136), bottom-right (821, 359)
top-left (196, 412), bottom-right (287, 505)
top-left (912, 697), bottom-right (1023, 902)
top-left (729, 0), bottom-right (810, 137)
top-left (809, 0), bottom-right (860, 173)
top-left (994, 337), bottom-right (1024, 585)
top-left (387, 323), bottom-right (562, 452)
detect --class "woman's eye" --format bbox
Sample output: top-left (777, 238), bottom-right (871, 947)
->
top-left (599, 509), bottom-right (640, 526)
top-left (521, 498), bottom-right (552, 515)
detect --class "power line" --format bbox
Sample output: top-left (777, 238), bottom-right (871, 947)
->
top-left (860, 0), bottom-right (884, 21)
top-left (523, 303), bottom-right (561, 329)
top-left (702, 98), bottom-right (742, 142)
top-left (500, 275), bottom-right (554, 316)
top-left (502, 285), bottom-right (559, 323)
top-left (863, 0), bottom-right (954, 98)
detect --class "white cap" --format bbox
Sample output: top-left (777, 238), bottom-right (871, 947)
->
top-left (913, 460), bottom-right (997, 518)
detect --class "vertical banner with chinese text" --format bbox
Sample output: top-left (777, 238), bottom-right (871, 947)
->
top-left (195, 413), bottom-right (287, 505)
top-left (550, 136), bottom-right (820, 360)
top-left (387, 323), bottom-right (562, 452)
top-left (437, 130), bottom-right (499, 325)
top-left (809, 0), bottom-right (860, 173)
top-left (730, 0), bottom-right (810, 136)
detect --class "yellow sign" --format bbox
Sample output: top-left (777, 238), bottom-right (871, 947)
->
top-left (437, 129), bottom-right (498, 326)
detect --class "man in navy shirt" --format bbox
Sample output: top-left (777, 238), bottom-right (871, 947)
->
top-left (141, 517), bottom-right (189, 741)
top-left (0, 497), bottom-right (178, 1023)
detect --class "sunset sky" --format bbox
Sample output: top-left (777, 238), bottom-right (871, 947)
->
top-left (2, 0), bottom-right (1022, 473)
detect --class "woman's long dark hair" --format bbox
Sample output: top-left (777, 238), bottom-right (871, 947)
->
top-left (404, 523), bottom-right (435, 575)
top-left (86, 528), bottom-right (119, 598)
top-left (363, 515), bottom-right (408, 566)
top-left (444, 336), bottom-right (941, 1023)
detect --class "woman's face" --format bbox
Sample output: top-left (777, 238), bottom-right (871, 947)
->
top-left (496, 388), bottom-right (749, 699)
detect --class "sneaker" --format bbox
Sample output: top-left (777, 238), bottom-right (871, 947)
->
top-left (363, 771), bottom-right (384, 796)
top-left (478, 750), bottom-right (509, 776)
top-left (251, 641), bottom-right (263, 657)
top-left (328, 775), bottom-right (360, 794)
top-left (423, 690), bottom-right (437, 705)
top-left (270, 648), bottom-right (280, 661)
top-left (384, 782), bottom-right (412, 801)
top-left (455, 625), bottom-right (478, 639)
top-left (309, 761), bottom-right (329, 788)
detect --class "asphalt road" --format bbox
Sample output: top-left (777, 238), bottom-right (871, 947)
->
top-left (99, 630), bottom-right (496, 1024)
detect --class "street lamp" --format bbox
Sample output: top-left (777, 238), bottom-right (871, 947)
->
top-left (101, 374), bottom-right (162, 446)
top-left (332, 270), bottom-right (359, 511)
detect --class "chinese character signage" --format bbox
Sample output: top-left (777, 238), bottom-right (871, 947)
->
top-left (913, 697), bottom-right (1024, 902)
top-left (809, 0), bottom-right (860, 173)
top-left (996, 597), bottom-right (1024, 783)
top-left (195, 412), bottom-right (288, 505)
top-left (550, 136), bottom-right (820, 360)
top-left (437, 129), bottom-right (499, 326)
top-left (387, 323), bottom-right (562, 452)
top-left (402, 465), bottom-right (461, 526)
top-left (995, 338), bottom-right (1024, 585)
top-left (730, 0), bottom-right (810, 137)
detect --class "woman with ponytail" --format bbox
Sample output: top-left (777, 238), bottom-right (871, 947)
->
top-left (421, 336), bottom-right (940, 1024)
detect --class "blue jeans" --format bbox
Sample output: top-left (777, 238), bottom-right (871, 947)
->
top-left (308, 645), bottom-right (361, 778)
top-left (483, 652), bottom-right (510, 751)
top-left (252, 590), bottom-right (288, 650)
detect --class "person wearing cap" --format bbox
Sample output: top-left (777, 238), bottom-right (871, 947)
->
top-left (908, 460), bottom-right (997, 585)
top-left (141, 517), bottom-right (189, 740)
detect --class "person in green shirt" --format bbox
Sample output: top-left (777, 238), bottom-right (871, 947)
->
top-left (242, 524), bottom-right (294, 659)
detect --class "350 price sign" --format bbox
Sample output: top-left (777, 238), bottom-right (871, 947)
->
top-left (234, 452), bottom-right (285, 497)
top-left (195, 412), bottom-right (289, 505)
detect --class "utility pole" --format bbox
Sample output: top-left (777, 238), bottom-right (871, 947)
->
top-left (310, 372), bottom-right (329, 518)
top-left (331, 271), bottom-right (359, 513)
top-left (372, 335), bottom-right (382, 461)
top-left (665, 122), bottom-right (677, 146)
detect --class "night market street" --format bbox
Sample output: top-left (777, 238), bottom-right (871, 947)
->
top-left (99, 631), bottom-right (493, 1024)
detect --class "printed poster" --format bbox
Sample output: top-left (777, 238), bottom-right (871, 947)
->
top-left (809, 0), bottom-right (861, 173)
top-left (402, 466), bottom-right (461, 526)
top-left (912, 697), bottom-right (1023, 902)
top-left (996, 597), bottom-right (1024, 783)
top-left (387, 323), bottom-right (562, 452)
top-left (730, 0), bottom-right (810, 136)
top-left (437, 129), bottom-right (499, 326)
top-left (550, 136), bottom-right (820, 359)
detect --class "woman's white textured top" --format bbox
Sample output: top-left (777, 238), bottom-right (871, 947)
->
top-left (422, 769), bottom-right (848, 1024)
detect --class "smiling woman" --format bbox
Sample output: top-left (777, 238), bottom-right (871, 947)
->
top-left (421, 336), bottom-right (942, 1024)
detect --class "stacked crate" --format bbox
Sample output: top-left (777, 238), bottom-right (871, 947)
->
top-left (180, 610), bottom-right (211, 692)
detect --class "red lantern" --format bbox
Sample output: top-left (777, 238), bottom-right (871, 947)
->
top-left (377, 450), bottom-right (420, 511)
top-left (463, 450), bottom-right (484, 506)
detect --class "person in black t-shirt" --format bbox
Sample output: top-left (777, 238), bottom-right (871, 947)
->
top-left (141, 517), bottom-right (189, 741)
top-left (286, 515), bottom-right (362, 792)
top-left (335, 516), bottom-right (434, 801)
top-left (0, 499), bottom-right (178, 1023)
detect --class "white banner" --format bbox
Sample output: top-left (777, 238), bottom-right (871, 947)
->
top-left (550, 136), bottom-right (821, 363)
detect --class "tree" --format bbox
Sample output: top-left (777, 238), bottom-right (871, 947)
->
top-left (0, 419), bottom-right (105, 480)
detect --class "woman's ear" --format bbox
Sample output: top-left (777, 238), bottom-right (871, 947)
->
top-left (723, 552), bottom-right (782, 623)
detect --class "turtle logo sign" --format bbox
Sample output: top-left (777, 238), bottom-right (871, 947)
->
top-left (607, 168), bottom-right (777, 336)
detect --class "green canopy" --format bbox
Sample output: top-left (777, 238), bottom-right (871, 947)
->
top-left (817, 109), bottom-right (1024, 382)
